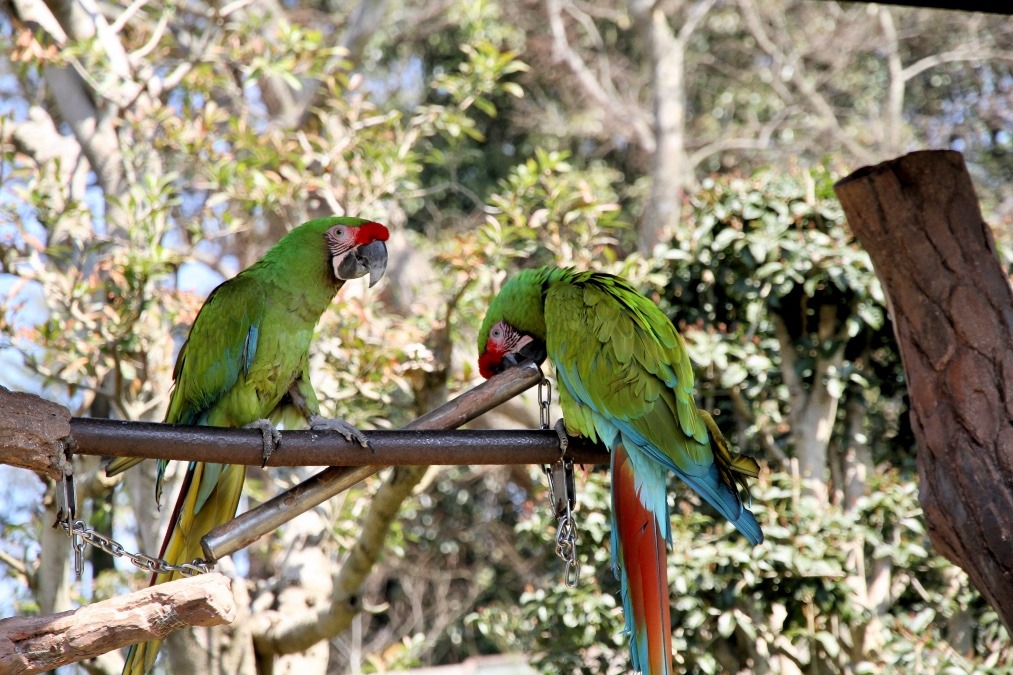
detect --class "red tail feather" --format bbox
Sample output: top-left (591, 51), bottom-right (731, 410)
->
top-left (613, 444), bottom-right (673, 674)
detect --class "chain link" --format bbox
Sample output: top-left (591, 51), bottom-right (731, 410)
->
top-left (59, 519), bottom-right (214, 577)
top-left (554, 505), bottom-right (580, 588)
top-left (537, 377), bottom-right (552, 430)
top-left (537, 377), bottom-right (580, 588)
top-left (56, 468), bottom-right (214, 579)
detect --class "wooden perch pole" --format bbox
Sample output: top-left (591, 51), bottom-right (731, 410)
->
top-left (0, 573), bottom-right (235, 674)
top-left (834, 149), bottom-right (1013, 630)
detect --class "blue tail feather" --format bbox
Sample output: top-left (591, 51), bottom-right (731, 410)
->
top-left (674, 463), bottom-right (763, 545)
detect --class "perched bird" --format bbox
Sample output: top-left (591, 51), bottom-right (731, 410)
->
top-left (108, 216), bottom-right (389, 674)
top-left (477, 266), bottom-right (762, 675)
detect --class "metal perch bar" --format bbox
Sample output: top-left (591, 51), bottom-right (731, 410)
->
top-left (70, 424), bottom-right (606, 467)
top-left (200, 361), bottom-right (595, 561)
top-left (65, 362), bottom-right (609, 468)
top-left (200, 362), bottom-right (590, 560)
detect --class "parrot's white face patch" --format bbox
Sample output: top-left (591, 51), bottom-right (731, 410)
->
top-left (480, 321), bottom-right (533, 378)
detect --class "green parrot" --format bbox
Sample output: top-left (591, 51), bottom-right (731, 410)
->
top-left (477, 266), bottom-right (762, 675)
top-left (107, 216), bottom-right (389, 674)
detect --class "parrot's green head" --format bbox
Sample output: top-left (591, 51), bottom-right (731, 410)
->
top-left (477, 266), bottom-right (559, 379)
top-left (275, 216), bottom-right (390, 288)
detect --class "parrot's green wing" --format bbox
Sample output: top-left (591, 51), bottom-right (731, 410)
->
top-left (545, 270), bottom-right (761, 543)
top-left (164, 273), bottom-right (267, 510)
top-left (104, 274), bottom-right (266, 494)
top-left (167, 273), bottom-right (267, 426)
top-left (546, 272), bottom-right (711, 472)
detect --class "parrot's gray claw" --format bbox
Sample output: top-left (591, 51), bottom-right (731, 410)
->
top-left (245, 418), bottom-right (282, 468)
top-left (553, 419), bottom-right (569, 457)
top-left (309, 414), bottom-right (372, 451)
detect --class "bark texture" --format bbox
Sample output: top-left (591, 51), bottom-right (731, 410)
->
top-left (834, 149), bottom-right (1013, 630)
top-left (0, 573), bottom-right (235, 674)
top-left (0, 386), bottom-right (71, 480)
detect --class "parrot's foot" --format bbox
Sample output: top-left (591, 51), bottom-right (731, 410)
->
top-left (553, 419), bottom-right (569, 456)
top-left (309, 414), bottom-right (372, 450)
top-left (245, 419), bottom-right (282, 468)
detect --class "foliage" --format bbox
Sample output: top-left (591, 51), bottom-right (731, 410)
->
top-left (658, 166), bottom-right (910, 467)
top-left (470, 470), bottom-right (1009, 674)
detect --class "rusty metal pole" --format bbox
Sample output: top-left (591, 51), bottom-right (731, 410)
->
top-left (70, 425), bottom-right (604, 467)
top-left (200, 361), bottom-right (556, 561)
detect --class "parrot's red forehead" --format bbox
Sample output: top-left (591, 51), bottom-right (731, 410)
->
top-left (477, 346), bottom-right (503, 380)
top-left (355, 222), bottom-right (390, 244)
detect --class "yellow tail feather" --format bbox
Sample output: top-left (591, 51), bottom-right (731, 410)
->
top-left (121, 462), bottom-right (246, 674)
top-left (699, 410), bottom-right (761, 500)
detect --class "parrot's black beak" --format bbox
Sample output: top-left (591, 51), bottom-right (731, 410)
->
top-left (336, 240), bottom-right (388, 287)
top-left (363, 239), bottom-right (388, 288)
top-left (504, 338), bottom-right (547, 368)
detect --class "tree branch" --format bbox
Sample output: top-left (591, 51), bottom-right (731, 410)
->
top-left (0, 385), bottom-right (71, 480)
top-left (8, 2), bottom-right (122, 196)
top-left (0, 574), bottom-right (235, 674)
top-left (900, 48), bottom-right (1013, 83)
top-left (545, 0), bottom-right (654, 152)
top-left (737, 0), bottom-right (875, 165)
top-left (0, 550), bottom-right (30, 586)
top-left (879, 7), bottom-right (904, 155)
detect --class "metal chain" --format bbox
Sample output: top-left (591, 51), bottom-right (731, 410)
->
top-left (554, 495), bottom-right (580, 588)
top-left (545, 460), bottom-right (580, 588)
top-left (58, 519), bottom-right (214, 578)
top-left (537, 377), bottom-right (552, 430)
top-left (56, 468), bottom-right (214, 579)
top-left (537, 377), bottom-right (580, 589)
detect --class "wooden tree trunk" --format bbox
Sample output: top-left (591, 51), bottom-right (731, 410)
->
top-left (834, 149), bottom-right (1013, 630)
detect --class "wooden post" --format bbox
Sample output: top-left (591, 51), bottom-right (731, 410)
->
top-left (834, 149), bottom-right (1013, 630)
top-left (0, 573), bottom-right (235, 674)
top-left (0, 386), bottom-right (71, 480)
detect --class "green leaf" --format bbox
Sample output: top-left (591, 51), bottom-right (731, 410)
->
top-left (909, 608), bottom-right (936, 633)
top-left (813, 630), bottom-right (841, 659)
top-left (720, 362), bottom-right (748, 388)
top-left (712, 227), bottom-right (741, 252)
top-left (717, 611), bottom-right (737, 637)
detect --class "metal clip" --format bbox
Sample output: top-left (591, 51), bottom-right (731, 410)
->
top-left (55, 468), bottom-right (76, 525)
top-left (72, 521), bottom-right (86, 579)
top-left (54, 452), bottom-right (84, 579)
top-left (545, 459), bottom-right (575, 519)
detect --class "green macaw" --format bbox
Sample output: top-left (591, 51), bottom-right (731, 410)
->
top-left (107, 216), bottom-right (389, 674)
top-left (477, 266), bottom-right (762, 675)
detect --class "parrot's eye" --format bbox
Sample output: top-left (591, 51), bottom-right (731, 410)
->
top-left (333, 226), bottom-right (346, 237)
top-left (491, 325), bottom-right (503, 339)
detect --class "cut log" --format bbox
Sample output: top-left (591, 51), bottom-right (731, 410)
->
top-left (835, 149), bottom-right (1013, 630)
